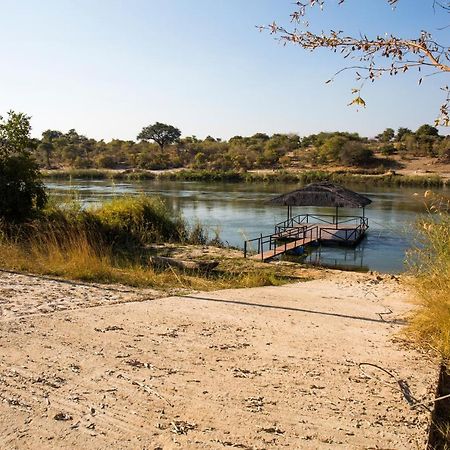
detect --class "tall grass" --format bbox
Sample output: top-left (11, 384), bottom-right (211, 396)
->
top-left (407, 192), bottom-right (450, 360)
top-left (406, 192), bottom-right (450, 447)
top-left (0, 196), bottom-right (285, 290)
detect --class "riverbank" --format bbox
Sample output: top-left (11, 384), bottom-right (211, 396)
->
top-left (41, 168), bottom-right (449, 187)
top-left (0, 269), bottom-right (437, 449)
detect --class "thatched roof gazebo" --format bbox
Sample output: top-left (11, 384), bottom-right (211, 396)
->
top-left (269, 181), bottom-right (372, 227)
top-left (243, 182), bottom-right (372, 260)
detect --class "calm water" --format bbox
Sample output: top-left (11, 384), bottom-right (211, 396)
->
top-left (45, 179), bottom-right (446, 274)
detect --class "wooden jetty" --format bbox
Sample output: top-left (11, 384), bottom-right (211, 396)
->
top-left (245, 214), bottom-right (369, 262)
top-left (243, 182), bottom-right (372, 262)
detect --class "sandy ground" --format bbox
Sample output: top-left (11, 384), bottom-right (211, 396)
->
top-left (0, 269), bottom-right (438, 449)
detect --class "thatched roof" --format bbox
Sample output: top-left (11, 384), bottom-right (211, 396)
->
top-left (269, 182), bottom-right (372, 208)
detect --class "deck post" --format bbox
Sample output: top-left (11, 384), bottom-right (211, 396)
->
top-left (244, 241), bottom-right (247, 258)
top-left (260, 233), bottom-right (263, 260)
top-left (335, 206), bottom-right (339, 230)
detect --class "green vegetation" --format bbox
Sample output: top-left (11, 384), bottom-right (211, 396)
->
top-left (33, 124), bottom-right (449, 172)
top-left (0, 195), bottom-right (291, 290)
top-left (0, 111), bottom-right (47, 221)
top-left (42, 168), bottom-right (446, 187)
top-left (137, 122), bottom-right (182, 151)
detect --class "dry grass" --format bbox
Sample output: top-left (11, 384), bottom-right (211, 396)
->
top-left (406, 192), bottom-right (450, 361)
top-left (0, 195), bottom-right (278, 290)
top-left (406, 192), bottom-right (450, 448)
top-left (0, 236), bottom-right (286, 290)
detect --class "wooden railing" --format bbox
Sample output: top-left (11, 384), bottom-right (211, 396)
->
top-left (275, 213), bottom-right (367, 234)
top-left (244, 225), bottom-right (319, 260)
top-left (243, 214), bottom-right (369, 259)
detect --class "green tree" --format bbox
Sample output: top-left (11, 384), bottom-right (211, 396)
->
top-left (396, 127), bottom-right (413, 142)
top-left (37, 141), bottom-right (54, 168)
top-left (415, 124), bottom-right (440, 138)
top-left (137, 122), bottom-right (181, 150)
top-left (338, 141), bottom-right (374, 166)
top-left (376, 128), bottom-right (395, 143)
top-left (0, 111), bottom-right (47, 221)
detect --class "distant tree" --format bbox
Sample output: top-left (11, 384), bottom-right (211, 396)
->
top-left (338, 141), bottom-right (374, 166)
top-left (251, 133), bottom-right (270, 141)
top-left (380, 144), bottom-right (396, 156)
top-left (415, 124), bottom-right (440, 138)
top-left (320, 135), bottom-right (348, 161)
top-left (376, 128), bottom-right (395, 143)
top-left (0, 111), bottom-right (46, 221)
top-left (42, 130), bottom-right (63, 142)
top-left (262, 0), bottom-right (450, 125)
top-left (137, 122), bottom-right (181, 151)
top-left (396, 127), bottom-right (413, 141)
top-left (37, 141), bottom-right (54, 168)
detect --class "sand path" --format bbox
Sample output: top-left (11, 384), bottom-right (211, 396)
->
top-left (0, 270), bottom-right (437, 449)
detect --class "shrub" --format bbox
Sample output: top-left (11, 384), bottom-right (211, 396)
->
top-left (380, 144), bottom-right (396, 156)
top-left (338, 141), bottom-right (374, 166)
top-left (0, 154), bottom-right (47, 222)
top-left (0, 111), bottom-right (47, 221)
top-left (91, 196), bottom-right (188, 246)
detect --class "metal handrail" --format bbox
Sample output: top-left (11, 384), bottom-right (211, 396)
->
top-left (275, 213), bottom-right (364, 230)
top-left (244, 215), bottom-right (369, 259)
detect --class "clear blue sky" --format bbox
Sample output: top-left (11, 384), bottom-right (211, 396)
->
top-left (0, 0), bottom-right (447, 140)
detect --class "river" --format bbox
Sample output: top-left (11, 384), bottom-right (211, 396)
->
top-left (45, 179), bottom-right (445, 274)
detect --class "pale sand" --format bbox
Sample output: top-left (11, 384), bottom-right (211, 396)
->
top-left (0, 269), bottom-right (438, 449)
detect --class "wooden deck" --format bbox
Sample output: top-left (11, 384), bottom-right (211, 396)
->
top-left (246, 217), bottom-right (369, 262)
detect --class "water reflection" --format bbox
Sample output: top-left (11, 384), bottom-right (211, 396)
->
top-left (45, 179), bottom-right (446, 274)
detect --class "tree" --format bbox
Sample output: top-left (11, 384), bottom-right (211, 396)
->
top-left (415, 124), bottom-right (440, 138)
top-left (338, 141), bottom-right (374, 166)
top-left (0, 111), bottom-right (47, 221)
top-left (396, 127), bottom-right (413, 141)
top-left (37, 141), bottom-right (54, 168)
top-left (376, 128), bottom-right (395, 143)
top-left (262, 1), bottom-right (450, 125)
top-left (137, 122), bottom-right (181, 150)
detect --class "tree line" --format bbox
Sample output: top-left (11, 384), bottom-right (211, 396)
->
top-left (32, 122), bottom-right (449, 171)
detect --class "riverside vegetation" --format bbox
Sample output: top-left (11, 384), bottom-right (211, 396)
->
top-left (42, 167), bottom-right (447, 187)
top-left (0, 111), bottom-right (293, 291)
top-left (0, 196), bottom-right (291, 290)
top-left (34, 123), bottom-right (449, 179)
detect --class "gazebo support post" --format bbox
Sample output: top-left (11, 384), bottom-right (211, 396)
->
top-left (335, 206), bottom-right (339, 229)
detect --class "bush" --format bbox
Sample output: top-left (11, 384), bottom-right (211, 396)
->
top-left (0, 154), bottom-right (47, 222)
top-left (338, 142), bottom-right (374, 166)
top-left (380, 144), bottom-right (396, 156)
top-left (90, 196), bottom-right (188, 247)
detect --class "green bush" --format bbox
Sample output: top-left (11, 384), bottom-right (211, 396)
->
top-left (0, 155), bottom-right (47, 221)
top-left (92, 196), bottom-right (187, 246)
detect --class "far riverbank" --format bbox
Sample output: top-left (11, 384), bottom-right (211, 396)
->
top-left (41, 168), bottom-right (449, 187)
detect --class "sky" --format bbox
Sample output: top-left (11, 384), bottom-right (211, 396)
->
top-left (0, 0), bottom-right (448, 140)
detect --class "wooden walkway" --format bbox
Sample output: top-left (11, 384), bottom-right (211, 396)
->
top-left (248, 222), bottom-right (368, 262)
